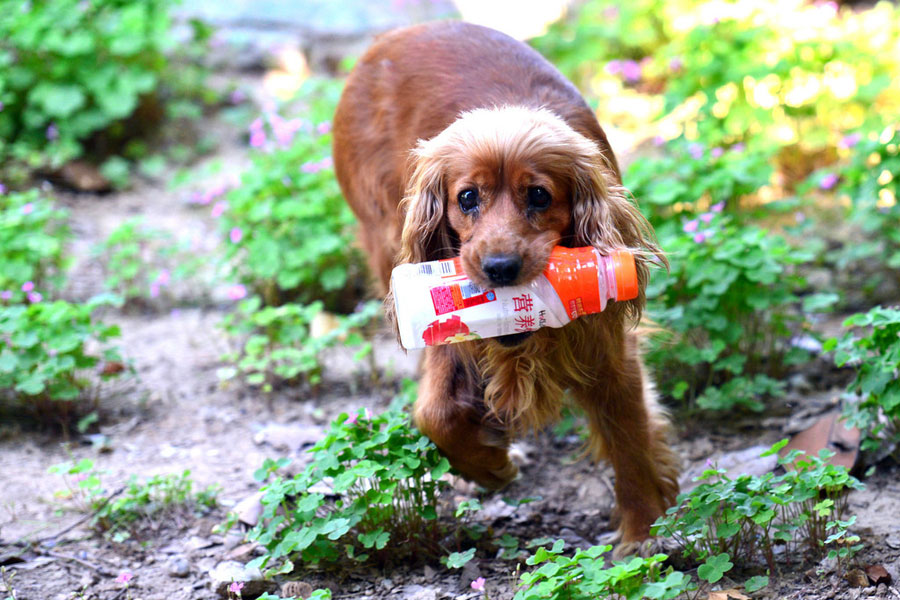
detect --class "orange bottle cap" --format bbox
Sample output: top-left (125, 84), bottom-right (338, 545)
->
top-left (611, 250), bottom-right (639, 301)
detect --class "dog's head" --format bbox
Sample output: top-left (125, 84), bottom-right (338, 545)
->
top-left (398, 106), bottom-right (661, 333)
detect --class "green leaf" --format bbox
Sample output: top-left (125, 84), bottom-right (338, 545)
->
top-left (442, 548), bottom-right (476, 569)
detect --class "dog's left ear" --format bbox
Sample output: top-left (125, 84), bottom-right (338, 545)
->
top-left (568, 144), bottom-right (664, 321)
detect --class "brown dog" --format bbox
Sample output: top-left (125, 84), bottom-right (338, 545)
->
top-left (332, 21), bottom-right (679, 556)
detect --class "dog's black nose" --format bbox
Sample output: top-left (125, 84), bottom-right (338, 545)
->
top-left (482, 254), bottom-right (522, 286)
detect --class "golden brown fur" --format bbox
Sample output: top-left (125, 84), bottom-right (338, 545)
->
top-left (333, 21), bottom-right (679, 556)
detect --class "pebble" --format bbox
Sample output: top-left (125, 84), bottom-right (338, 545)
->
top-left (209, 560), bottom-right (278, 597)
top-left (458, 560), bottom-right (481, 590)
top-left (168, 555), bottom-right (191, 578)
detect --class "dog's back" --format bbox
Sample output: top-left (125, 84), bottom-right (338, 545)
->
top-left (332, 21), bottom-right (618, 289)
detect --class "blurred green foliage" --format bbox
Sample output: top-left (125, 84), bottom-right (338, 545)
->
top-left (0, 0), bottom-right (215, 182)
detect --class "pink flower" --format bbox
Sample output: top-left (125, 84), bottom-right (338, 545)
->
top-left (226, 284), bottom-right (248, 301)
top-left (0, 101), bottom-right (4, 112)
top-left (471, 577), bottom-right (485, 591)
top-left (249, 131), bottom-right (266, 148)
top-left (320, 156), bottom-right (333, 169)
top-left (711, 147), bottom-right (724, 158)
top-left (229, 227), bottom-right (243, 244)
top-left (301, 160), bottom-right (321, 174)
top-left (731, 143), bottom-right (745, 153)
top-left (346, 412), bottom-right (358, 425)
top-left (46, 123), bottom-right (59, 140)
top-left (820, 173), bottom-right (839, 190)
top-left (21, 202), bottom-right (34, 214)
top-left (230, 89), bottom-right (247, 104)
top-left (605, 60), bottom-right (623, 75)
top-left (316, 121), bottom-right (332, 135)
top-left (652, 135), bottom-right (665, 146)
top-left (211, 201), bottom-right (228, 218)
top-left (0, 183), bottom-right (5, 194)
top-left (700, 212), bottom-right (714, 223)
top-left (228, 581), bottom-right (244, 594)
top-left (155, 269), bottom-right (171, 286)
top-left (115, 572), bottom-right (133, 584)
top-left (669, 57), bottom-right (683, 71)
top-left (683, 219), bottom-right (699, 233)
top-left (0, 291), bottom-right (11, 301)
top-left (21, 281), bottom-right (34, 293)
top-left (149, 283), bottom-right (160, 298)
top-left (711, 201), bottom-right (726, 213)
top-left (621, 59), bottom-right (642, 82)
top-left (688, 143), bottom-right (703, 160)
top-left (693, 232), bottom-right (709, 243)
top-left (27, 292), bottom-right (42, 303)
top-left (840, 133), bottom-right (861, 149)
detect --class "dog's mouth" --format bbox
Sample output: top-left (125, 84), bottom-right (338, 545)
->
top-left (494, 331), bottom-right (534, 347)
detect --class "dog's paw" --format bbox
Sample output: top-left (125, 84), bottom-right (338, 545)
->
top-left (611, 536), bottom-right (680, 561)
top-left (508, 441), bottom-right (534, 468)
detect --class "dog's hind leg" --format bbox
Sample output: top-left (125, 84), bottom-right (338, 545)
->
top-left (413, 346), bottom-right (518, 490)
top-left (571, 334), bottom-right (680, 557)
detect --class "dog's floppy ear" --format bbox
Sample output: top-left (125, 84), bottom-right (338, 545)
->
top-left (568, 145), bottom-right (665, 322)
top-left (397, 143), bottom-right (456, 265)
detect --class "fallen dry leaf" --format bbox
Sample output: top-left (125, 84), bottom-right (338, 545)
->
top-left (865, 564), bottom-right (892, 586)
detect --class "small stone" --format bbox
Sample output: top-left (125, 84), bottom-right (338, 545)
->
top-left (209, 560), bottom-right (278, 597)
top-left (234, 491), bottom-right (266, 526)
top-left (168, 556), bottom-right (191, 578)
top-left (458, 560), bottom-right (481, 590)
top-left (423, 565), bottom-right (436, 581)
top-left (402, 584), bottom-right (438, 600)
top-left (381, 578), bottom-right (394, 591)
top-left (281, 581), bottom-right (314, 598)
top-left (845, 568), bottom-right (869, 588)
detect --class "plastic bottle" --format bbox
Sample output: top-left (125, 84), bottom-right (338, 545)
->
top-left (390, 247), bottom-right (638, 349)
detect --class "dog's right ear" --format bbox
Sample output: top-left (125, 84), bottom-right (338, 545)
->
top-left (397, 143), bottom-right (454, 265)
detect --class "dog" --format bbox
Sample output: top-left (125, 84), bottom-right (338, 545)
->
top-left (332, 21), bottom-right (679, 556)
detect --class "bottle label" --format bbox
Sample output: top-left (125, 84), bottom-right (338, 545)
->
top-left (430, 281), bottom-right (497, 315)
top-left (392, 258), bottom-right (570, 349)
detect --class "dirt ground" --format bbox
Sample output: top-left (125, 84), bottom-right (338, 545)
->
top-left (1, 75), bottom-right (899, 600)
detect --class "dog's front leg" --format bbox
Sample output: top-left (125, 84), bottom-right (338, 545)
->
top-left (571, 336), bottom-right (680, 557)
top-left (413, 346), bottom-right (518, 490)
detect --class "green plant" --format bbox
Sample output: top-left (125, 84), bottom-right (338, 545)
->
top-left (49, 458), bottom-right (219, 541)
top-left (0, 189), bottom-right (70, 293)
top-left (217, 296), bottom-right (379, 390)
top-left (644, 207), bottom-right (811, 410)
top-left (513, 540), bottom-right (691, 600)
top-left (827, 126), bottom-right (900, 286)
top-left (219, 81), bottom-right (365, 312)
top-left (92, 217), bottom-right (203, 304)
top-left (0, 0), bottom-right (214, 181)
top-left (652, 441), bottom-right (864, 575)
top-left (0, 294), bottom-right (123, 410)
top-left (530, 0), bottom-right (675, 89)
top-left (238, 398), bottom-right (452, 574)
top-left (825, 306), bottom-right (900, 457)
top-left (626, 138), bottom-right (774, 228)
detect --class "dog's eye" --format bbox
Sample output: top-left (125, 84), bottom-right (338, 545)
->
top-left (457, 189), bottom-right (479, 214)
top-left (527, 186), bottom-right (552, 211)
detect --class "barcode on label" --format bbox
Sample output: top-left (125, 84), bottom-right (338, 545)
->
top-left (459, 282), bottom-right (483, 298)
top-left (417, 260), bottom-right (456, 276)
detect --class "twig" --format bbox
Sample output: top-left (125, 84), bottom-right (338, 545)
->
top-left (6, 487), bottom-right (125, 548)
top-left (41, 550), bottom-right (117, 577)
